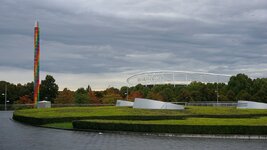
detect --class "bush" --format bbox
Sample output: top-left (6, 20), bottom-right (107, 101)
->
top-left (73, 120), bottom-right (267, 135)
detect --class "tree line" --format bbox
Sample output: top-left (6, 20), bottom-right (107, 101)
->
top-left (0, 75), bottom-right (59, 105)
top-left (1, 73), bottom-right (267, 105)
top-left (124, 73), bottom-right (267, 103)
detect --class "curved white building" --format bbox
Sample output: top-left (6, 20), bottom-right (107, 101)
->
top-left (116, 100), bottom-right (134, 107)
top-left (133, 98), bottom-right (184, 110)
top-left (237, 100), bottom-right (267, 109)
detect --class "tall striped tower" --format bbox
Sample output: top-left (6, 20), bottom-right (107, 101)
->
top-left (34, 21), bottom-right (40, 105)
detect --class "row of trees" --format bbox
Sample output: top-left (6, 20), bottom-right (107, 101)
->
top-left (0, 75), bottom-right (59, 104)
top-left (54, 86), bottom-right (122, 104)
top-left (0, 75), bottom-right (123, 105)
top-left (1, 73), bottom-right (267, 105)
top-left (123, 74), bottom-right (267, 103)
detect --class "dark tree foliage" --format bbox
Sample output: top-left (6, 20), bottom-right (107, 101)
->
top-left (236, 90), bottom-right (252, 100)
top-left (55, 88), bottom-right (75, 104)
top-left (228, 74), bottom-right (253, 95)
top-left (104, 87), bottom-right (120, 95)
top-left (120, 86), bottom-right (128, 99)
top-left (226, 90), bottom-right (236, 101)
top-left (75, 88), bottom-right (90, 104)
top-left (177, 88), bottom-right (192, 102)
top-left (159, 87), bottom-right (175, 102)
top-left (119, 74), bottom-right (267, 103)
top-left (40, 75), bottom-right (59, 103)
top-left (102, 87), bottom-right (122, 104)
top-left (86, 85), bottom-right (100, 104)
top-left (0, 81), bottom-right (33, 104)
top-left (94, 91), bottom-right (104, 99)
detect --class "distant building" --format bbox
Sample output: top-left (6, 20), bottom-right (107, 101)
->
top-left (133, 98), bottom-right (184, 110)
top-left (237, 100), bottom-right (267, 109)
top-left (116, 100), bottom-right (134, 107)
top-left (37, 101), bottom-right (51, 108)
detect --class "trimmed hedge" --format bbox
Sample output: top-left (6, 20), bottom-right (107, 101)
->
top-left (12, 114), bottom-right (93, 125)
top-left (73, 120), bottom-right (267, 135)
top-left (12, 114), bottom-right (183, 125)
top-left (13, 113), bottom-right (267, 126)
top-left (13, 106), bottom-right (267, 118)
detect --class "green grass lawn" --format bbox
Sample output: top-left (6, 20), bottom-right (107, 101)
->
top-left (13, 106), bottom-right (267, 119)
top-left (42, 122), bottom-right (73, 129)
top-left (80, 117), bottom-right (267, 126)
top-left (42, 117), bottom-right (267, 130)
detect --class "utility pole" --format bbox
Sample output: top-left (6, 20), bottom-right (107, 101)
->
top-left (4, 84), bottom-right (7, 111)
top-left (216, 83), bottom-right (219, 104)
top-left (126, 86), bottom-right (129, 101)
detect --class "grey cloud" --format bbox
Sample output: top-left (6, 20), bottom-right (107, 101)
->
top-left (1, 0), bottom-right (267, 85)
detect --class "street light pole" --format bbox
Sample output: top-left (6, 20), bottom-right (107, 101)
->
top-left (216, 76), bottom-right (219, 105)
top-left (4, 84), bottom-right (7, 111)
top-left (126, 86), bottom-right (129, 101)
top-left (216, 83), bottom-right (218, 104)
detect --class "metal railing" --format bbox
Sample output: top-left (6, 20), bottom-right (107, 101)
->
top-left (186, 101), bottom-right (237, 107)
top-left (0, 104), bottom-right (115, 111)
top-left (0, 102), bottom-right (238, 111)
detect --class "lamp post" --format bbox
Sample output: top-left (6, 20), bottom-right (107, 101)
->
top-left (216, 83), bottom-right (219, 105)
top-left (2, 84), bottom-right (7, 111)
top-left (126, 86), bottom-right (129, 101)
top-left (216, 77), bottom-right (219, 105)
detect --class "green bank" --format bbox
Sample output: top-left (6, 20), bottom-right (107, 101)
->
top-left (13, 106), bottom-right (267, 134)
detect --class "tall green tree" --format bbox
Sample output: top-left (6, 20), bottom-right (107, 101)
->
top-left (177, 88), bottom-right (192, 102)
top-left (159, 87), bottom-right (175, 102)
top-left (102, 87), bottom-right (122, 104)
top-left (75, 88), bottom-right (90, 104)
top-left (102, 93), bottom-right (122, 104)
top-left (228, 74), bottom-right (253, 95)
top-left (251, 78), bottom-right (267, 94)
top-left (40, 75), bottom-right (59, 103)
top-left (226, 90), bottom-right (236, 101)
top-left (0, 81), bottom-right (21, 104)
top-left (147, 91), bottom-right (164, 101)
top-left (120, 86), bottom-right (128, 99)
top-left (236, 90), bottom-right (251, 100)
top-left (251, 87), bottom-right (267, 102)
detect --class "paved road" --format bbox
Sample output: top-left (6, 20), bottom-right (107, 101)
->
top-left (1, 111), bottom-right (267, 150)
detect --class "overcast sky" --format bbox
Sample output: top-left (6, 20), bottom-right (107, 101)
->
top-left (0, 0), bottom-right (267, 90)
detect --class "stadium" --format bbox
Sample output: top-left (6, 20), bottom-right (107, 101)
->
top-left (127, 70), bottom-right (232, 86)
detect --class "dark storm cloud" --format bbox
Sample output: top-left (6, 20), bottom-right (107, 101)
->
top-left (1, 0), bottom-right (267, 78)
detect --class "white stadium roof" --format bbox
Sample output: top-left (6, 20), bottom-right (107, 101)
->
top-left (127, 70), bottom-right (231, 86)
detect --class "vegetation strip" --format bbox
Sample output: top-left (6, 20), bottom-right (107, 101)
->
top-left (13, 106), bottom-right (267, 135)
top-left (73, 120), bottom-right (267, 135)
top-left (3, 74), bottom-right (267, 108)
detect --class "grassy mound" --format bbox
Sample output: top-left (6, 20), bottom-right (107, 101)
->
top-left (13, 106), bottom-right (186, 125)
top-left (13, 106), bottom-right (267, 134)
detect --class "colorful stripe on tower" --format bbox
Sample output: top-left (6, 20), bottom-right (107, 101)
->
top-left (34, 21), bottom-right (40, 105)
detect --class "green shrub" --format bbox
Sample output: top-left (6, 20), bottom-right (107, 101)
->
top-left (73, 120), bottom-right (267, 135)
